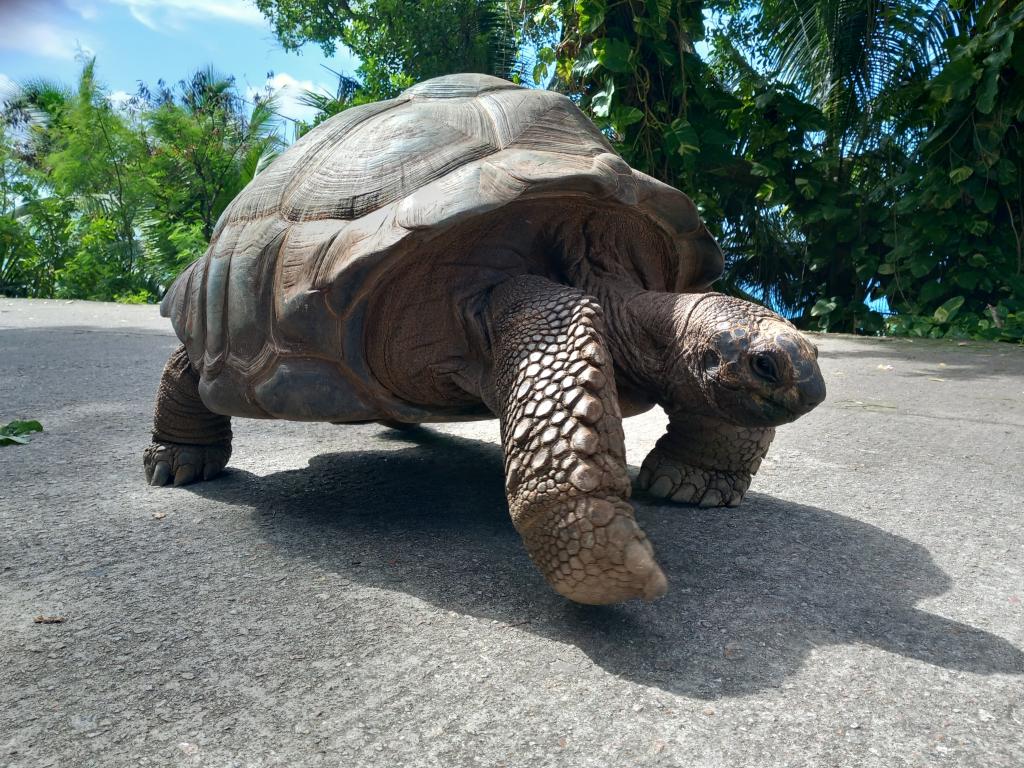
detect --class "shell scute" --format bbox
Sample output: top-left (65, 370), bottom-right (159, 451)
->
top-left (216, 98), bottom-right (407, 233)
top-left (281, 105), bottom-right (494, 222)
top-left (402, 73), bottom-right (519, 99)
top-left (254, 359), bottom-right (377, 421)
top-left (477, 88), bottom-right (606, 153)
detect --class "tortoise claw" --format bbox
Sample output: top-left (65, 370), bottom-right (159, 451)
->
top-left (143, 441), bottom-right (230, 489)
top-left (149, 462), bottom-right (171, 487)
top-left (173, 465), bottom-right (197, 487)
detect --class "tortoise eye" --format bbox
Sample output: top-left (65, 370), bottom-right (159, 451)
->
top-left (750, 352), bottom-right (781, 384)
top-left (703, 349), bottom-right (720, 370)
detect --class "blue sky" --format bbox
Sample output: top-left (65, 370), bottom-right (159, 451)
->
top-left (0, 0), bottom-right (360, 133)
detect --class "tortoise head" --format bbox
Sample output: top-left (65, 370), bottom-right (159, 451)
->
top-left (665, 293), bottom-right (826, 426)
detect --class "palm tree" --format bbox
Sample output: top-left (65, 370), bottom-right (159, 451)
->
top-left (732, 0), bottom-right (980, 153)
top-left (145, 66), bottom-right (283, 239)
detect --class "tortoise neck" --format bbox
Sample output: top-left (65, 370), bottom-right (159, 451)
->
top-left (591, 280), bottom-right (708, 404)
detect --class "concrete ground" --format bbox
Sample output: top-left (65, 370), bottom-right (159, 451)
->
top-left (1, 297), bottom-right (1022, 768)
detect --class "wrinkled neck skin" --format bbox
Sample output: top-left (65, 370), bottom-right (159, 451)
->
top-left (594, 281), bottom-right (713, 415)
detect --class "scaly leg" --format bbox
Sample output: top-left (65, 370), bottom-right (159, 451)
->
top-left (143, 345), bottom-right (232, 487)
top-left (488, 276), bottom-right (666, 604)
top-left (636, 412), bottom-right (774, 507)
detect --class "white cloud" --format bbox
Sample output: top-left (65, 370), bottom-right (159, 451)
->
top-left (249, 72), bottom-right (334, 125)
top-left (0, 20), bottom-right (81, 60)
top-left (127, 5), bottom-right (158, 30)
top-left (109, 0), bottom-right (266, 29)
top-left (108, 89), bottom-right (134, 109)
top-left (67, 0), bottom-right (100, 19)
top-left (0, 1), bottom-right (95, 61)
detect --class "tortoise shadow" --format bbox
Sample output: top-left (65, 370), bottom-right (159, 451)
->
top-left (188, 429), bottom-right (1024, 699)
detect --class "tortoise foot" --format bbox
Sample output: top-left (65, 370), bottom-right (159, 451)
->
top-left (523, 497), bottom-right (667, 605)
top-left (636, 449), bottom-right (751, 508)
top-left (143, 441), bottom-right (231, 487)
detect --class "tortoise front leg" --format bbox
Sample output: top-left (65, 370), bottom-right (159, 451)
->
top-left (488, 276), bottom-right (667, 604)
top-left (636, 412), bottom-right (774, 507)
top-left (144, 345), bottom-right (232, 487)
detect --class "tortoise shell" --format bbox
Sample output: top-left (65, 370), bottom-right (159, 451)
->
top-left (161, 73), bottom-right (723, 423)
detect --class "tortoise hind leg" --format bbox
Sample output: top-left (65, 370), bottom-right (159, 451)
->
top-left (488, 275), bottom-right (666, 604)
top-left (144, 345), bottom-right (232, 487)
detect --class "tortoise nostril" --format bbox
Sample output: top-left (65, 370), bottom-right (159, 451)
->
top-left (750, 352), bottom-right (781, 384)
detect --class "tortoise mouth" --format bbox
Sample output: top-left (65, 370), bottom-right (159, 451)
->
top-left (739, 392), bottom-right (802, 426)
top-left (744, 374), bottom-right (826, 425)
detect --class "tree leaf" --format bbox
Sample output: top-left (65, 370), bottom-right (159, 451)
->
top-left (967, 218), bottom-right (990, 236)
top-left (651, 41), bottom-right (676, 66)
top-left (795, 177), bottom-right (820, 200)
top-left (532, 61), bottom-right (550, 85)
top-left (949, 166), bottom-right (973, 184)
top-left (977, 69), bottom-right (999, 115)
top-left (919, 281), bottom-right (948, 306)
top-left (593, 38), bottom-right (632, 73)
top-left (929, 57), bottom-right (981, 103)
top-left (0, 419), bottom-right (43, 446)
top-left (974, 187), bottom-right (999, 213)
top-left (613, 106), bottom-right (644, 128)
top-left (590, 80), bottom-right (614, 118)
top-left (668, 119), bottom-right (699, 155)
top-left (578, 0), bottom-right (606, 34)
top-left (755, 182), bottom-right (775, 202)
top-left (933, 296), bottom-right (965, 323)
top-left (810, 299), bottom-right (837, 317)
top-left (0, 419), bottom-right (43, 436)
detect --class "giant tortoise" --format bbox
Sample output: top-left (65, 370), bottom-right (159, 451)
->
top-left (145, 73), bottom-right (826, 605)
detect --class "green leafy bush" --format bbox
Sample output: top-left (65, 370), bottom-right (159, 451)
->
top-left (1, 4), bottom-right (1021, 344)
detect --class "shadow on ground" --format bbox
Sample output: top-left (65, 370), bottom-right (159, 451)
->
top-left (189, 428), bottom-right (1024, 699)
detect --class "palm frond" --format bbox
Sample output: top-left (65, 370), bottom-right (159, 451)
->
top-left (478, 0), bottom-right (521, 81)
top-left (750, 0), bottom-right (971, 150)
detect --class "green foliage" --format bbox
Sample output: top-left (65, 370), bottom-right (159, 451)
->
top-left (886, 304), bottom-right (1024, 342)
top-left (0, 419), bottom-right (43, 446)
top-left (537, 0), bottom-right (892, 330)
top-left (527, 0), bottom-right (1022, 341)
top-left (253, 0), bottom-right (523, 99)
top-left (2, 60), bottom-right (151, 299)
top-left (143, 68), bottom-right (283, 240)
top-left (0, 123), bottom-right (45, 295)
top-left (46, 60), bottom-right (152, 288)
top-left (0, 60), bottom-right (284, 301)
top-left (55, 215), bottom-right (127, 299)
top-left (874, 0), bottom-right (1024, 341)
top-left (114, 288), bottom-right (156, 304)
top-left (1, 3), bottom-right (1021, 344)
top-left (294, 73), bottom-right (377, 136)
top-left (138, 68), bottom-right (284, 292)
